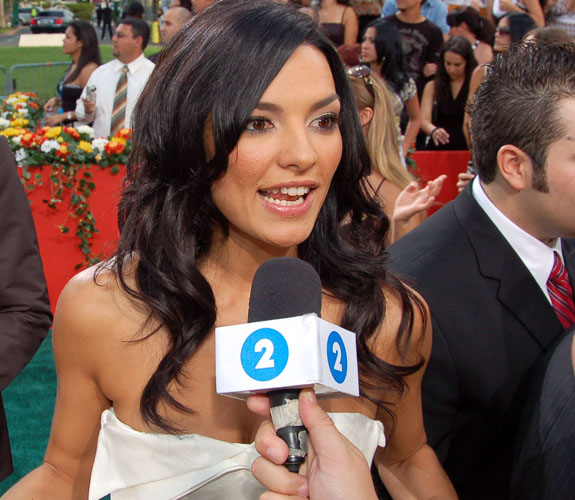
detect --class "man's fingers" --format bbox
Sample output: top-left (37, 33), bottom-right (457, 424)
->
top-left (247, 393), bottom-right (271, 417)
top-left (253, 419), bottom-right (289, 464)
top-left (252, 456), bottom-right (308, 497)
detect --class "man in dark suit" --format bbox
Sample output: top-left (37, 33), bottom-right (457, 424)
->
top-left (510, 328), bottom-right (575, 500)
top-left (0, 137), bottom-right (52, 480)
top-left (387, 42), bottom-right (575, 499)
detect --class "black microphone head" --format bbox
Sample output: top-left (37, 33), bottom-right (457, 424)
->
top-left (248, 257), bottom-right (322, 322)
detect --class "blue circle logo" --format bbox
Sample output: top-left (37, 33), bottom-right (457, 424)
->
top-left (241, 328), bottom-right (289, 381)
top-left (327, 331), bottom-right (347, 384)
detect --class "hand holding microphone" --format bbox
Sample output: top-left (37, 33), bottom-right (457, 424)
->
top-left (248, 389), bottom-right (378, 500)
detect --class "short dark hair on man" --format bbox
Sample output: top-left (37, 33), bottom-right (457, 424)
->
top-left (470, 41), bottom-right (575, 189)
top-left (121, 16), bottom-right (150, 49)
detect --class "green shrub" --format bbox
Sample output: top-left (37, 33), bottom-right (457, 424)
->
top-left (63, 2), bottom-right (95, 21)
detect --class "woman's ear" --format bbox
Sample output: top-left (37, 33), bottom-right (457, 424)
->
top-left (358, 106), bottom-right (374, 128)
top-left (496, 144), bottom-right (533, 191)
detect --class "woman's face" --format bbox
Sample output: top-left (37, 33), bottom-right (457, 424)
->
top-left (62, 27), bottom-right (82, 56)
top-left (210, 45), bottom-right (342, 251)
top-left (361, 27), bottom-right (378, 65)
top-left (444, 50), bottom-right (466, 81)
top-left (494, 17), bottom-right (511, 53)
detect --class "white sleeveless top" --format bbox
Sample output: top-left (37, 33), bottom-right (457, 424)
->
top-left (89, 408), bottom-right (386, 500)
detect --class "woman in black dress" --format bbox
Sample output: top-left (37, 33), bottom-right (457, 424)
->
top-left (421, 36), bottom-right (477, 151)
top-left (43, 21), bottom-right (101, 127)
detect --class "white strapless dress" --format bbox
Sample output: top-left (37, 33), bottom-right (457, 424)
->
top-left (89, 408), bottom-right (386, 500)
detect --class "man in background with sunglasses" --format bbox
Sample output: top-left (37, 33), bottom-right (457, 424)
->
top-left (387, 41), bottom-right (575, 499)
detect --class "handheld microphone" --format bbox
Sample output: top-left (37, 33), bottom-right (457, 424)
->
top-left (248, 257), bottom-right (322, 472)
top-left (215, 258), bottom-right (359, 472)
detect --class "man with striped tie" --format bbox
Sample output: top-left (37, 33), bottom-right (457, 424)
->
top-left (75, 17), bottom-right (155, 138)
top-left (386, 41), bottom-right (575, 500)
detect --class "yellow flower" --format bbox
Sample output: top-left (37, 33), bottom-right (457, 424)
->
top-left (95, 154), bottom-right (102, 162)
top-left (78, 141), bottom-right (93, 154)
top-left (111, 137), bottom-right (126, 146)
top-left (45, 126), bottom-right (62, 139)
top-left (0, 127), bottom-right (26, 137)
top-left (9, 118), bottom-right (29, 127)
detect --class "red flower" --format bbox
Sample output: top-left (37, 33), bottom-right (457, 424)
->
top-left (64, 127), bottom-right (80, 140)
top-left (55, 143), bottom-right (69, 158)
top-left (28, 102), bottom-right (40, 110)
top-left (115, 128), bottom-right (132, 140)
top-left (21, 132), bottom-right (36, 147)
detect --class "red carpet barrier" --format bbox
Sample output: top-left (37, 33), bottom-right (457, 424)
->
top-left (412, 150), bottom-right (471, 216)
top-left (24, 166), bottom-right (125, 310)
top-left (26, 151), bottom-right (471, 310)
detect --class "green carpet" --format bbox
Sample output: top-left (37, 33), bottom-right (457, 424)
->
top-left (0, 331), bottom-right (56, 494)
top-left (0, 332), bottom-right (110, 499)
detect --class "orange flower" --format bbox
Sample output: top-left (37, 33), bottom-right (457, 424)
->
top-left (64, 127), bottom-right (80, 140)
top-left (28, 102), bottom-right (39, 110)
top-left (104, 138), bottom-right (126, 155)
top-left (56, 143), bottom-right (69, 158)
top-left (21, 132), bottom-right (36, 147)
top-left (115, 128), bottom-right (132, 140)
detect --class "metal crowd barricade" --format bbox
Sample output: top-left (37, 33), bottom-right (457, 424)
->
top-left (0, 66), bottom-right (7, 99)
top-left (8, 62), bottom-right (70, 101)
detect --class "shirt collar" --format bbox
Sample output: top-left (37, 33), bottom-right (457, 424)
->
top-left (115, 53), bottom-right (146, 74)
top-left (472, 176), bottom-right (562, 296)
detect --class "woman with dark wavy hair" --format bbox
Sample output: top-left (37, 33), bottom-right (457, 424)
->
top-left (360, 19), bottom-right (421, 160)
top-left (421, 36), bottom-right (477, 150)
top-left (3, 1), bottom-right (456, 499)
top-left (43, 20), bottom-right (101, 126)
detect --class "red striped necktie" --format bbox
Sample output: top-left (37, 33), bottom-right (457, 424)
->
top-left (547, 251), bottom-right (575, 329)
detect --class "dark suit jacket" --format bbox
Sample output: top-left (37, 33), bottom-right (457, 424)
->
top-left (387, 184), bottom-right (575, 499)
top-left (0, 137), bottom-right (52, 481)
top-left (510, 329), bottom-right (575, 500)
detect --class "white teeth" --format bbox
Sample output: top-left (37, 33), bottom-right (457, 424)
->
top-left (278, 186), bottom-right (310, 195)
top-left (271, 188), bottom-right (279, 194)
top-left (261, 194), bottom-right (305, 206)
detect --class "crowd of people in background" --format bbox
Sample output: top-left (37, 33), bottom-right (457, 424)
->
top-left (1, 0), bottom-right (575, 499)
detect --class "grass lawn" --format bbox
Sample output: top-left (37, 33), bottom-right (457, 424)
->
top-left (0, 45), bottom-right (159, 101)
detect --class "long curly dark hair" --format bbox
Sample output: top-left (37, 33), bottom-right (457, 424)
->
top-left (109, 0), bottom-right (426, 432)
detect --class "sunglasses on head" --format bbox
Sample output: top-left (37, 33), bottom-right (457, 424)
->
top-left (347, 64), bottom-right (375, 99)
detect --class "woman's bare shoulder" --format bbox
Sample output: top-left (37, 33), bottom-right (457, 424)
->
top-left (55, 259), bottom-right (144, 343)
top-left (370, 282), bottom-right (431, 367)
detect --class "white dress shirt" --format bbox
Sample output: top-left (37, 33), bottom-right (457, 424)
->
top-left (75, 53), bottom-right (155, 138)
top-left (472, 176), bottom-right (563, 304)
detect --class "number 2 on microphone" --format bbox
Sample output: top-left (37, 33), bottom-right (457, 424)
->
top-left (332, 342), bottom-right (343, 372)
top-left (254, 338), bottom-right (275, 369)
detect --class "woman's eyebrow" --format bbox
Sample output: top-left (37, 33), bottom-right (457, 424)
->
top-left (253, 93), bottom-right (340, 114)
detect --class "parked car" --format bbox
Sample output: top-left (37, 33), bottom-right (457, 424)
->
top-left (19, 6), bottom-right (42, 26)
top-left (29, 9), bottom-right (76, 33)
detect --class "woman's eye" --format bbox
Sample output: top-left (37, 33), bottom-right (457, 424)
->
top-left (312, 113), bottom-right (339, 131)
top-left (246, 117), bottom-right (272, 133)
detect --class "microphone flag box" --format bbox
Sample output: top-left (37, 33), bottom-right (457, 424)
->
top-left (216, 313), bottom-right (359, 400)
